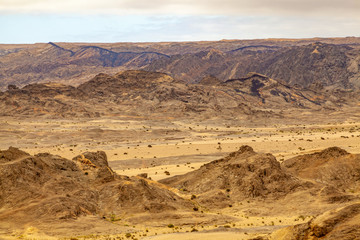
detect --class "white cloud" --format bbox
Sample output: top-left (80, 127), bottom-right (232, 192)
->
top-left (0, 0), bottom-right (359, 18)
top-left (0, 1), bottom-right (358, 43)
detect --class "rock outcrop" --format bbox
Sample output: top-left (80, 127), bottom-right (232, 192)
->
top-left (160, 146), bottom-right (307, 207)
top-left (0, 147), bottom-right (192, 226)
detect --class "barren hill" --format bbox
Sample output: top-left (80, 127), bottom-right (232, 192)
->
top-left (221, 72), bottom-right (325, 108)
top-left (0, 147), bottom-right (194, 227)
top-left (159, 146), bottom-right (308, 207)
top-left (269, 203), bottom-right (360, 240)
top-left (1, 70), bottom-right (351, 120)
top-left (1, 145), bottom-right (360, 238)
top-left (159, 145), bottom-right (359, 209)
top-left (282, 147), bottom-right (360, 191)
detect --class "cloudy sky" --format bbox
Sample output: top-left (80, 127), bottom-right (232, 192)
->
top-left (0, 0), bottom-right (359, 43)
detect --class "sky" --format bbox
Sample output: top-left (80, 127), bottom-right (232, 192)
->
top-left (0, 0), bottom-right (359, 43)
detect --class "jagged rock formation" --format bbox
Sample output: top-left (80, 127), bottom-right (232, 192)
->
top-left (269, 203), bottom-right (360, 240)
top-left (221, 72), bottom-right (325, 108)
top-left (160, 146), bottom-right (308, 207)
top-left (0, 147), bottom-right (193, 226)
top-left (159, 146), bottom-right (360, 208)
top-left (282, 147), bottom-right (360, 192)
top-left (77, 70), bottom-right (174, 96)
top-left (1, 145), bottom-right (360, 238)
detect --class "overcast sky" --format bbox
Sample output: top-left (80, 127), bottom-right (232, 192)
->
top-left (0, 0), bottom-right (359, 43)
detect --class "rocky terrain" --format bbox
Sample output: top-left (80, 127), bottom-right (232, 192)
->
top-left (0, 147), bottom-right (197, 229)
top-left (268, 203), bottom-right (360, 240)
top-left (1, 37), bottom-right (360, 239)
top-left (1, 70), bottom-right (359, 122)
top-left (1, 37), bottom-right (360, 91)
top-left (160, 146), bottom-right (307, 208)
top-left (159, 146), bottom-right (360, 239)
top-left (282, 147), bottom-right (360, 192)
top-left (1, 145), bottom-right (359, 239)
top-left (160, 145), bottom-right (358, 207)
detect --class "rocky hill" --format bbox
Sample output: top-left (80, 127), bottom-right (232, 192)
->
top-left (1, 145), bottom-right (360, 238)
top-left (282, 147), bottom-right (360, 192)
top-left (159, 146), bottom-right (307, 208)
top-left (0, 147), bottom-right (194, 227)
top-left (220, 72), bottom-right (326, 108)
top-left (269, 203), bottom-right (360, 240)
top-left (1, 70), bottom-right (353, 120)
top-left (160, 146), bottom-right (359, 209)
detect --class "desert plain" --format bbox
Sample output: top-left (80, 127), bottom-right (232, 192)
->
top-left (1, 116), bottom-right (360, 240)
top-left (1, 38), bottom-right (360, 239)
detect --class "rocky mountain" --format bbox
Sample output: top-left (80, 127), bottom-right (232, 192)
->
top-left (0, 42), bottom-right (169, 90)
top-left (145, 42), bottom-right (360, 89)
top-left (1, 38), bottom-right (360, 91)
top-left (260, 43), bottom-right (359, 88)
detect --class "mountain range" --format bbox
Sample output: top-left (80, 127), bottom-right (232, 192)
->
top-left (1, 37), bottom-right (360, 91)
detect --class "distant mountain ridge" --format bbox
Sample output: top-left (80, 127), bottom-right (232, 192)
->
top-left (1, 38), bottom-right (360, 91)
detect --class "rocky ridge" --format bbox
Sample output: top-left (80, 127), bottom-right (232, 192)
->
top-left (1, 38), bottom-right (360, 91)
top-left (1, 70), bottom-right (355, 120)
top-left (0, 147), bottom-right (193, 227)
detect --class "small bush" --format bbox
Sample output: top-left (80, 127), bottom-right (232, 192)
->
top-left (299, 215), bottom-right (306, 221)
